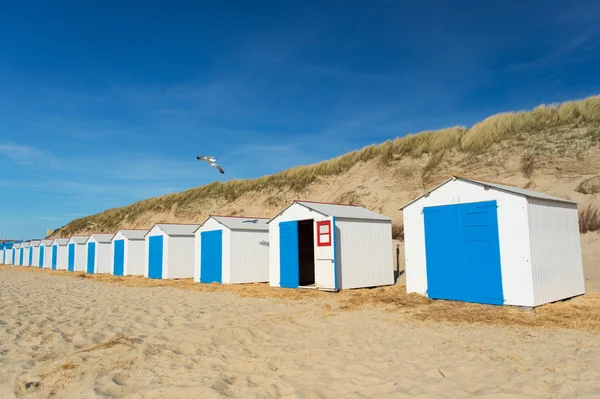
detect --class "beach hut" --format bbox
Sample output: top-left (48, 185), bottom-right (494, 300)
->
top-left (13, 243), bottom-right (22, 265)
top-left (1, 243), bottom-right (11, 265)
top-left (268, 201), bottom-right (394, 290)
top-left (400, 175), bottom-right (585, 308)
top-left (22, 242), bottom-right (31, 266)
top-left (39, 240), bottom-right (54, 268)
top-left (195, 216), bottom-right (270, 284)
top-left (51, 239), bottom-right (69, 270)
top-left (30, 240), bottom-right (42, 267)
top-left (111, 230), bottom-right (148, 276)
top-left (67, 236), bottom-right (89, 272)
top-left (86, 234), bottom-right (115, 274)
top-left (145, 224), bottom-right (201, 279)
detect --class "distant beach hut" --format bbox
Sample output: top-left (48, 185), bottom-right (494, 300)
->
top-left (51, 239), bottom-right (69, 270)
top-left (67, 236), bottom-right (89, 272)
top-left (22, 242), bottom-right (31, 266)
top-left (0, 243), bottom-right (7, 264)
top-left (86, 234), bottom-right (115, 274)
top-left (268, 201), bottom-right (394, 290)
top-left (111, 230), bottom-right (148, 276)
top-left (39, 240), bottom-right (53, 268)
top-left (1, 243), bottom-right (12, 265)
top-left (145, 224), bottom-right (200, 279)
top-left (30, 240), bottom-right (42, 267)
top-left (195, 216), bottom-right (270, 284)
top-left (400, 175), bottom-right (585, 307)
top-left (13, 243), bottom-right (22, 266)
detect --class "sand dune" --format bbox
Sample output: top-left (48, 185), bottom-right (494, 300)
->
top-left (2, 268), bottom-right (600, 398)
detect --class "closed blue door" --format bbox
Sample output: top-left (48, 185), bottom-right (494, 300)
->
top-left (279, 221), bottom-right (299, 288)
top-left (423, 200), bottom-right (504, 305)
top-left (39, 246), bottom-right (44, 267)
top-left (87, 242), bottom-right (96, 274)
top-left (200, 230), bottom-right (223, 283)
top-left (12, 250), bottom-right (15, 264)
top-left (29, 248), bottom-right (33, 265)
top-left (19, 248), bottom-right (24, 265)
top-left (113, 240), bottom-right (125, 276)
top-left (51, 246), bottom-right (58, 270)
top-left (67, 244), bottom-right (75, 271)
top-left (148, 236), bottom-right (163, 279)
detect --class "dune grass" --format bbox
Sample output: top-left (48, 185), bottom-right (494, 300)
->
top-left (51, 94), bottom-right (600, 237)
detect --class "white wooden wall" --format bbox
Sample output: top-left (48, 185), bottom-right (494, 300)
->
top-left (335, 218), bottom-right (394, 289)
top-left (230, 230), bottom-right (269, 284)
top-left (528, 198), bottom-right (585, 306)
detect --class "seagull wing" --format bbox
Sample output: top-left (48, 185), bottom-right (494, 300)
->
top-left (212, 164), bottom-right (225, 174)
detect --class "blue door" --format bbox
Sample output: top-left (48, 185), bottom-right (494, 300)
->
top-left (148, 236), bottom-right (163, 279)
top-left (423, 200), bottom-right (504, 305)
top-left (68, 244), bottom-right (75, 271)
top-left (87, 242), bottom-right (96, 274)
top-left (200, 230), bottom-right (223, 283)
top-left (51, 246), bottom-right (58, 270)
top-left (279, 221), bottom-right (299, 288)
top-left (113, 240), bottom-right (125, 276)
top-left (29, 248), bottom-right (33, 265)
top-left (39, 246), bottom-right (44, 267)
top-left (19, 248), bottom-right (24, 266)
top-left (12, 249), bottom-right (15, 265)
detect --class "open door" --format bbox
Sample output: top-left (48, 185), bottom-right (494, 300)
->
top-left (314, 216), bottom-right (338, 290)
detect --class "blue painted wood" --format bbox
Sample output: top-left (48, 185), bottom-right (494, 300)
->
top-left (423, 200), bottom-right (504, 305)
top-left (19, 248), bottom-right (23, 266)
top-left (113, 240), bottom-right (125, 276)
top-left (39, 246), bottom-right (44, 267)
top-left (148, 236), bottom-right (163, 279)
top-left (86, 242), bottom-right (96, 274)
top-left (68, 244), bottom-right (75, 272)
top-left (29, 247), bottom-right (33, 265)
top-left (200, 230), bottom-right (223, 283)
top-left (51, 246), bottom-right (58, 270)
top-left (279, 221), bottom-right (299, 288)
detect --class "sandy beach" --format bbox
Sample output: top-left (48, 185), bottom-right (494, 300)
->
top-left (1, 259), bottom-right (600, 398)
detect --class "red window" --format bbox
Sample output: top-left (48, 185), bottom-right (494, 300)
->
top-left (316, 220), bottom-right (332, 247)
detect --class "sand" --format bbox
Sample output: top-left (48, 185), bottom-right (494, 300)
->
top-left (2, 267), bottom-right (600, 398)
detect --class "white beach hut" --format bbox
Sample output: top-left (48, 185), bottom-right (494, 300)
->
top-left (13, 243), bottom-right (22, 265)
top-left (2, 243), bottom-right (14, 265)
top-left (400, 175), bottom-right (585, 308)
top-left (67, 236), bottom-right (89, 272)
top-left (145, 224), bottom-right (201, 279)
top-left (30, 240), bottom-right (42, 267)
top-left (22, 242), bottom-right (32, 266)
top-left (40, 240), bottom-right (54, 268)
top-left (268, 201), bottom-right (394, 290)
top-left (51, 239), bottom-right (69, 270)
top-left (86, 234), bottom-right (115, 274)
top-left (195, 216), bottom-right (270, 284)
top-left (111, 230), bottom-right (148, 276)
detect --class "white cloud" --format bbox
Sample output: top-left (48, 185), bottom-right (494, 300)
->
top-left (0, 144), bottom-right (44, 165)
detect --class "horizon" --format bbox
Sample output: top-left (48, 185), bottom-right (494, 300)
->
top-left (2, 1), bottom-right (600, 238)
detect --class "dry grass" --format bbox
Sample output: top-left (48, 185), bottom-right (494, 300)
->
top-left (78, 335), bottom-right (135, 353)
top-left (338, 284), bottom-right (600, 333)
top-left (4, 265), bottom-right (600, 333)
top-left (391, 222), bottom-right (404, 241)
top-left (579, 203), bottom-right (600, 234)
top-left (49, 95), bottom-right (600, 238)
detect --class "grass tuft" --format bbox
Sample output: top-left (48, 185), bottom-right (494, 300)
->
top-left (579, 203), bottom-right (600, 234)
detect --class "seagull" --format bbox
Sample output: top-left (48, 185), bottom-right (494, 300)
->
top-left (196, 155), bottom-right (225, 174)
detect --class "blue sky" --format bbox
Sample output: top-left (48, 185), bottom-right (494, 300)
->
top-left (1, 1), bottom-right (600, 239)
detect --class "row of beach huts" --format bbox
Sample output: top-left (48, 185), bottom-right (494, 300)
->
top-left (1, 176), bottom-right (588, 308)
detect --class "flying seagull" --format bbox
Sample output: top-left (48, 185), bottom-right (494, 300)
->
top-left (196, 155), bottom-right (225, 174)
